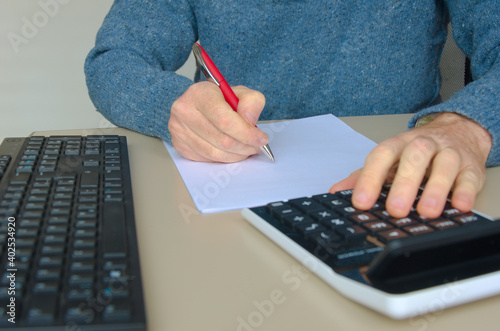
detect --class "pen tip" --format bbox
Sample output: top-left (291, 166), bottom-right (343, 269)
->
top-left (260, 144), bottom-right (275, 162)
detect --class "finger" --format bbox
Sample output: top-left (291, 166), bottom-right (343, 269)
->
top-left (178, 84), bottom-right (264, 157)
top-left (386, 137), bottom-right (437, 218)
top-left (450, 166), bottom-right (485, 213)
top-left (171, 123), bottom-right (253, 163)
top-left (194, 118), bottom-right (262, 159)
top-left (171, 136), bottom-right (212, 162)
top-left (233, 86), bottom-right (266, 126)
top-left (351, 138), bottom-right (405, 210)
top-left (416, 148), bottom-right (461, 218)
top-left (329, 169), bottom-right (361, 193)
top-left (197, 86), bottom-right (268, 149)
top-left (169, 98), bottom-right (258, 162)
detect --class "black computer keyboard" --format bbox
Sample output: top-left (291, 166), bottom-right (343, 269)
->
top-left (0, 135), bottom-right (146, 330)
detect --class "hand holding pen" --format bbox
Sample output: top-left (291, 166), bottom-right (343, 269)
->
top-left (168, 45), bottom-right (274, 163)
top-left (192, 43), bottom-right (274, 162)
top-left (193, 43), bottom-right (274, 162)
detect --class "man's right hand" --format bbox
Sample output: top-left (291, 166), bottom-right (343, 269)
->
top-left (168, 81), bottom-right (269, 163)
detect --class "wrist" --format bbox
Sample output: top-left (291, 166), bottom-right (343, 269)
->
top-left (419, 112), bottom-right (492, 163)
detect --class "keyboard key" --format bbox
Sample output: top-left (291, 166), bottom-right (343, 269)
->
top-left (102, 259), bottom-right (128, 271)
top-left (35, 268), bottom-right (62, 280)
top-left (26, 294), bottom-right (57, 324)
top-left (32, 281), bottom-right (59, 294)
top-left (64, 302), bottom-right (95, 322)
top-left (102, 202), bottom-right (127, 258)
top-left (70, 261), bottom-right (95, 273)
top-left (66, 288), bottom-right (94, 301)
top-left (71, 249), bottom-right (95, 260)
top-left (81, 170), bottom-right (99, 188)
top-left (105, 171), bottom-right (122, 181)
top-left (10, 172), bottom-right (31, 185)
top-left (102, 300), bottom-right (131, 322)
top-left (68, 274), bottom-right (94, 287)
top-left (38, 256), bottom-right (63, 267)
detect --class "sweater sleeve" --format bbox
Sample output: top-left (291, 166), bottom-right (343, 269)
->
top-left (84, 0), bottom-right (197, 143)
top-left (408, 0), bottom-right (500, 167)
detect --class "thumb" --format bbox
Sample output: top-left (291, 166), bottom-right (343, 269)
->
top-left (233, 86), bottom-right (266, 126)
top-left (329, 169), bottom-right (362, 193)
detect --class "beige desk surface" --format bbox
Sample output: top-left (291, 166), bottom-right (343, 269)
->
top-left (34, 113), bottom-right (500, 331)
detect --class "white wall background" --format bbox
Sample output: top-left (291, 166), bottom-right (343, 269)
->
top-left (0, 0), bottom-right (464, 143)
top-left (0, 0), bottom-right (196, 143)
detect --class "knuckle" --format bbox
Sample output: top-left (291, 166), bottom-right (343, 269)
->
top-left (460, 167), bottom-right (484, 188)
top-left (218, 135), bottom-right (236, 150)
top-left (236, 86), bottom-right (266, 105)
top-left (394, 167), bottom-right (418, 185)
top-left (438, 147), bottom-right (461, 164)
top-left (427, 173), bottom-right (453, 191)
top-left (214, 112), bottom-right (234, 131)
top-left (408, 136), bottom-right (436, 154)
top-left (357, 168), bottom-right (382, 186)
top-left (167, 116), bottom-right (180, 132)
top-left (369, 142), bottom-right (397, 161)
top-left (403, 137), bottom-right (437, 168)
top-left (171, 95), bottom-right (191, 116)
top-left (250, 90), bottom-right (266, 105)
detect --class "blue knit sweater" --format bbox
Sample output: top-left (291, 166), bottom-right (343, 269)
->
top-left (84, 0), bottom-right (500, 166)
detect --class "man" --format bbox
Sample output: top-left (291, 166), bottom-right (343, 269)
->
top-left (85, 0), bottom-right (499, 218)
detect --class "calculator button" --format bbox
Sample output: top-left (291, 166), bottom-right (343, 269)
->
top-left (335, 225), bottom-right (367, 243)
top-left (428, 219), bottom-right (458, 230)
top-left (403, 224), bottom-right (434, 235)
top-left (387, 217), bottom-right (418, 228)
top-left (377, 229), bottom-right (409, 243)
top-left (362, 220), bottom-right (394, 234)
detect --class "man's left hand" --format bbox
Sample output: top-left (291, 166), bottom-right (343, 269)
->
top-left (329, 112), bottom-right (492, 219)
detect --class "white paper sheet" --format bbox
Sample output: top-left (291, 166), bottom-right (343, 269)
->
top-left (164, 114), bottom-right (377, 213)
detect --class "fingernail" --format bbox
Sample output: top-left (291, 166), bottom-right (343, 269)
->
top-left (243, 112), bottom-right (257, 126)
top-left (421, 197), bottom-right (438, 208)
top-left (258, 137), bottom-right (268, 147)
top-left (455, 193), bottom-right (472, 205)
top-left (389, 197), bottom-right (405, 210)
top-left (353, 192), bottom-right (369, 206)
top-left (453, 193), bottom-right (473, 210)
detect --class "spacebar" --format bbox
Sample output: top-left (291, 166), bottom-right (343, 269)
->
top-left (102, 201), bottom-right (127, 258)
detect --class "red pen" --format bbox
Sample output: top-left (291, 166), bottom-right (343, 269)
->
top-left (192, 43), bottom-right (275, 162)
